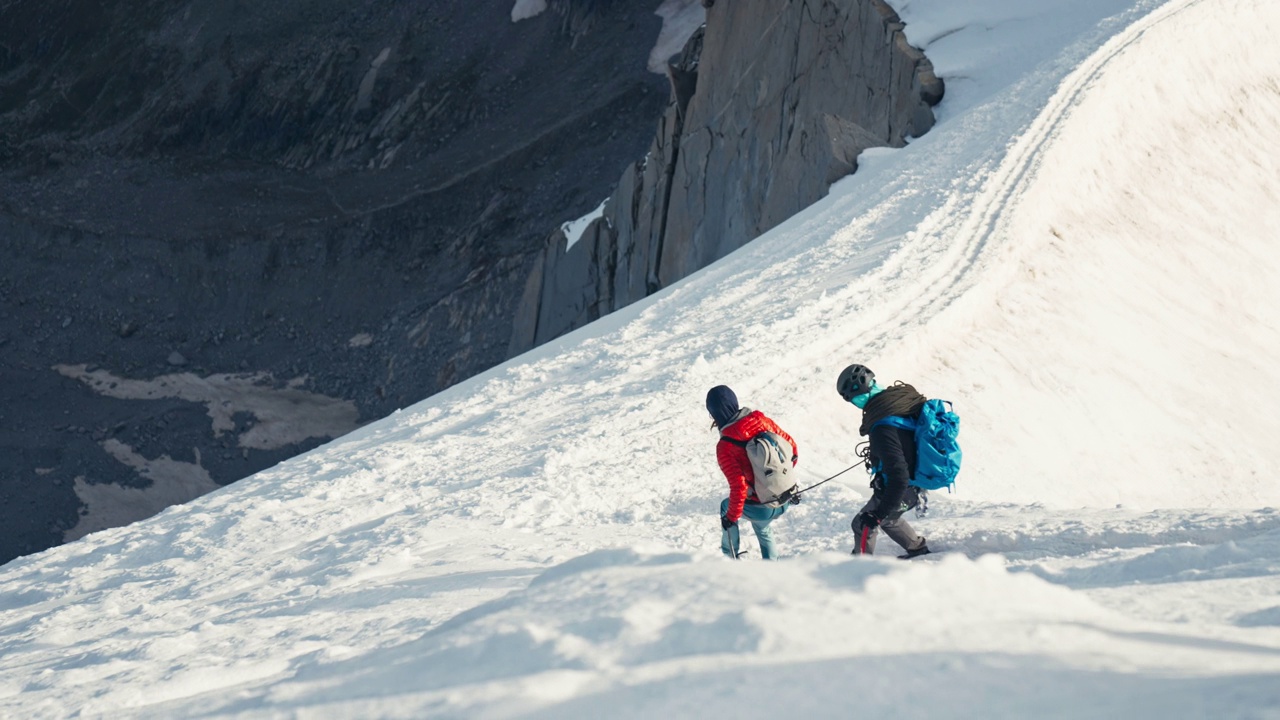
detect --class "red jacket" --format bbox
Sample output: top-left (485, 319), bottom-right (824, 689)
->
top-left (716, 410), bottom-right (798, 522)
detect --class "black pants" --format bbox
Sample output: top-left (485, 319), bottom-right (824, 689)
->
top-left (851, 487), bottom-right (927, 555)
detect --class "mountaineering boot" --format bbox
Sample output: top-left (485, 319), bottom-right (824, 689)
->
top-left (898, 542), bottom-right (931, 560)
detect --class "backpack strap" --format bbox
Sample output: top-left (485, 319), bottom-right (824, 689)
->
top-left (871, 416), bottom-right (916, 432)
top-left (720, 436), bottom-right (749, 447)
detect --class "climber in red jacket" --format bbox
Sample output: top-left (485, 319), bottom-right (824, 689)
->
top-left (708, 385), bottom-right (799, 559)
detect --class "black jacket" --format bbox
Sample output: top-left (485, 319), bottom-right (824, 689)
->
top-left (860, 384), bottom-right (927, 518)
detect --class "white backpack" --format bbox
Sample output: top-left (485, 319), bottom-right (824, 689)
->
top-left (722, 431), bottom-right (797, 507)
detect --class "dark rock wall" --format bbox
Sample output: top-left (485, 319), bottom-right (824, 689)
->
top-left (511, 0), bottom-right (943, 352)
top-left (0, 0), bottom-right (669, 564)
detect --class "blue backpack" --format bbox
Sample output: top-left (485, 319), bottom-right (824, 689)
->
top-left (871, 399), bottom-right (962, 492)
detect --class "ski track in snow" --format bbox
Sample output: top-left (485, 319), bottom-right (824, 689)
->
top-left (4, 0), bottom-right (1280, 717)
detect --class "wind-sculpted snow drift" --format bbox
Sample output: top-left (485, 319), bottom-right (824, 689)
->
top-left (2, 0), bottom-right (1280, 717)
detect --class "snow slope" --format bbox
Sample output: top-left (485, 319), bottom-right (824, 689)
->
top-left (3, 0), bottom-right (1280, 717)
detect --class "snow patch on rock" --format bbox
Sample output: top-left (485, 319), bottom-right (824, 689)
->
top-left (512, 0), bottom-right (548, 23)
top-left (562, 199), bottom-right (608, 251)
top-left (649, 0), bottom-right (705, 73)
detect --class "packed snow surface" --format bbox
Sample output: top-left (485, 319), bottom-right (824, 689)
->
top-left (4, 0), bottom-right (1280, 717)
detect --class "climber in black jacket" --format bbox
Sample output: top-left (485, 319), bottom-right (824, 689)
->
top-left (837, 363), bottom-right (932, 558)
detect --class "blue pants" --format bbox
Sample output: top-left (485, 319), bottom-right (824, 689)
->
top-left (721, 498), bottom-right (788, 560)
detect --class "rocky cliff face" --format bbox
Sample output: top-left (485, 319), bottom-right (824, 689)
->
top-left (0, 0), bottom-right (673, 564)
top-left (511, 0), bottom-right (942, 351)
